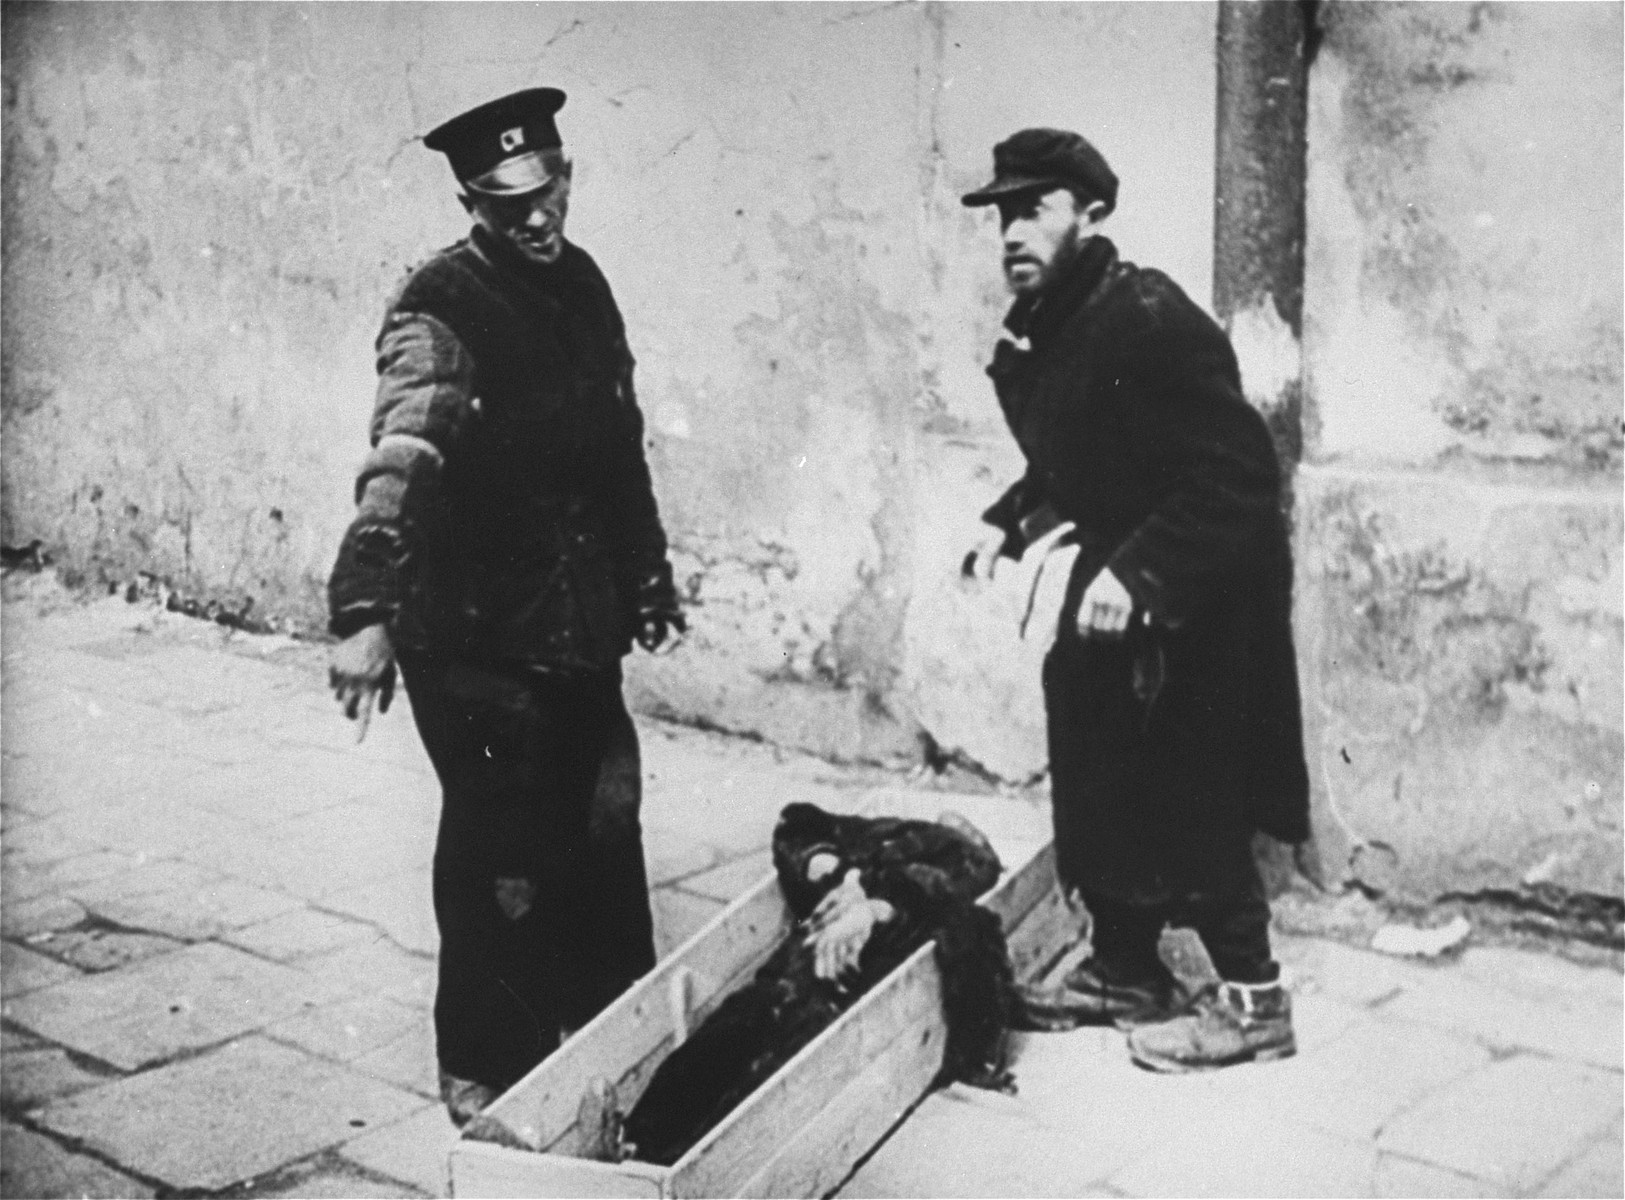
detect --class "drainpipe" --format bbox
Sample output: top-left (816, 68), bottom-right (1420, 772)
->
top-left (1213, 0), bottom-right (1316, 469)
top-left (1214, 0), bottom-right (1323, 892)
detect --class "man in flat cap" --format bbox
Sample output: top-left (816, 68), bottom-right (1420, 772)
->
top-left (962, 129), bottom-right (1309, 1071)
top-left (326, 87), bottom-right (684, 1123)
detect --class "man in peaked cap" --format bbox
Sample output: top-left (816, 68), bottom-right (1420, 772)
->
top-left (326, 87), bottom-right (684, 1125)
top-left (961, 128), bottom-right (1310, 1071)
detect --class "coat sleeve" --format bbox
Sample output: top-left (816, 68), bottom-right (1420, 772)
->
top-left (326, 312), bottom-right (477, 637)
top-left (598, 297), bottom-right (681, 624)
top-left (979, 338), bottom-right (1064, 559)
top-left (1105, 285), bottom-right (1282, 628)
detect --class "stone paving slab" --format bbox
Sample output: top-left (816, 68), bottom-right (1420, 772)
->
top-left (299, 934), bottom-right (438, 1011)
top-left (225, 907), bottom-right (380, 962)
top-left (64, 858), bottom-right (229, 910)
top-left (32, 1036), bottom-right (427, 1192)
top-left (1219, 1017), bottom-right (1492, 1143)
top-left (51, 799), bottom-right (267, 864)
top-left (90, 875), bottom-right (306, 942)
top-left (1455, 945), bottom-right (1625, 1006)
top-left (1107, 1101), bottom-right (1382, 1198)
top-left (1276, 934), bottom-right (1439, 1006)
top-left (252, 1163), bottom-right (429, 1199)
top-left (1378, 962), bottom-right (1625, 1070)
top-left (167, 752), bottom-right (430, 824)
top-left (850, 784), bottom-right (1052, 845)
top-left (1279, 990), bottom-right (1370, 1053)
top-left (271, 802), bottom-right (438, 873)
top-left (0, 806), bottom-right (101, 864)
top-left (0, 892), bottom-right (88, 941)
top-left (3, 941), bottom-right (338, 1071)
top-left (1, 938), bottom-right (82, 996)
top-left (646, 836), bottom-right (730, 886)
top-left (0, 1042), bottom-right (121, 1110)
top-left (33, 925), bottom-right (187, 974)
top-left (351, 1018), bottom-right (440, 1100)
top-left (1, 1120), bottom-right (156, 1199)
top-left (320, 871), bottom-right (438, 957)
top-left (1367, 1154), bottom-right (1499, 1198)
top-left (674, 848), bottom-right (775, 900)
top-left (998, 1028), bottom-right (1252, 1177)
top-left (266, 993), bottom-right (427, 1065)
top-left (1535, 1130), bottom-right (1625, 1199)
top-left (1378, 1053), bottom-right (1625, 1194)
top-left (2, 690), bottom-right (193, 768)
top-left (2, 748), bottom-right (210, 827)
top-left (650, 886), bottom-right (728, 960)
top-left (339, 1100), bottom-right (458, 1197)
top-left (840, 1082), bottom-right (1124, 1198)
top-left (1, 846), bottom-right (144, 901)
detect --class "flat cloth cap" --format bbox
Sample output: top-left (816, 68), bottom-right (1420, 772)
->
top-left (424, 87), bottom-right (567, 196)
top-left (961, 128), bottom-right (1118, 214)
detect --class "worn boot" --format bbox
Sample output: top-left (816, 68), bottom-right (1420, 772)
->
top-left (1126, 978), bottom-right (1295, 1072)
top-left (1015, 956), bottom-right (1184, 1031)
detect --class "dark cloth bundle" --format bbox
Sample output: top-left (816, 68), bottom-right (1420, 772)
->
top-left (620, 803), bottom-right (1016, 1166)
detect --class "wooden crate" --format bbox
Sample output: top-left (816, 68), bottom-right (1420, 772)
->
top-left (449, 839), bottom-right (1071, 1198)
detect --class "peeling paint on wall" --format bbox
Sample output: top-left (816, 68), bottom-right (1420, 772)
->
top-left (1306, 2), bottom-right (1624, 469)
top-left (1297, 467), bottom-right (1623, 899)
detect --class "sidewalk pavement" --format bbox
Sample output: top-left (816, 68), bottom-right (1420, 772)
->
top-left (2, 572), bottom-right (1621, 1199)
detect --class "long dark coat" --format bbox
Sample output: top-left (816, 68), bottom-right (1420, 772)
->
top-left (982, 237), bottom-right (1309, 906)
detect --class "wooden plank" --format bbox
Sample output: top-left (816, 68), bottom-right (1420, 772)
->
top-left (985, 839), bottom-right (1057, 932)
top-left (474, 873), bottom-right (792, 1151)
top-left (665, 840), bottom-right (1058, 1196)
top-left (667, 944), bottom-right (943, 1198)
top-left (733, 1010), bottom-right (946, 1199)
top-left (449, 1139), bottom-right (667, 1199)
top-left (456, 837), bottom-right (1071, 1198)
top-left (1005, 883), bottom-right (1079, 982)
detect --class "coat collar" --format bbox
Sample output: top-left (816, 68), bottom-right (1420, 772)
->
top-left (1002, 235), bottom-right (1120, 347)
top-left (470, 223), bottom-right (580, 286)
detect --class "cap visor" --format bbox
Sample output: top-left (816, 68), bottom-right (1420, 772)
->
top-left (960, 173), bottom-right (1061, 207)
top-left (465, 150), bottom-right (564, 196)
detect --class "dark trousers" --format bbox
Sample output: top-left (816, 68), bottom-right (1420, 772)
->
top-left (1084, 874), bottom-right (1277, 985)
top-left (398, 647), bottom-right (656, 1092)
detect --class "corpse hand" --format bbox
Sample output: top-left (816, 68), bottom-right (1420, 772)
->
top-left (1076, 567), bottom-right (1133, 639)
top-left (329, 623), bottom-right (396, 742)
top-left (806, 870), bottom-right (895, 982)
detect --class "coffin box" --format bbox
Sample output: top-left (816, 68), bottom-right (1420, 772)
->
top-left (449, 837), bottom-right (1070, 1198)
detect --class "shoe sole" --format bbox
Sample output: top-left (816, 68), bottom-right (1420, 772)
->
top-left (1128, 1040), bottom-right (1297, 1074)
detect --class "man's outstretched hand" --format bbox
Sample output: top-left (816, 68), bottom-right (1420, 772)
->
top-left (329, 623), bottom-right (396, 742)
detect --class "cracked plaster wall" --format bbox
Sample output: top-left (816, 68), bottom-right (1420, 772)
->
top-left (1300, 2), bottom-right (1623, 899)
top-left (1, 2), bottom-right (1218, 769)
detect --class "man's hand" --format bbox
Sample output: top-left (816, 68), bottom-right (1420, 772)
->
top-left (329, 623), bottom-right (396, 742)
top-left (962, 532), bottom-right (1007, 583)
top-left (805, 869), bottom-right (895, 983)
top-left (1076, 566), bottom-right (1133, 639)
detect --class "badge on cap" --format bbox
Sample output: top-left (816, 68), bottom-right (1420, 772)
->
top-left (424, 88), bottom-right (568, 195)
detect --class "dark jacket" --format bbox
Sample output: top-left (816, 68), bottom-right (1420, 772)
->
top-left (982, 237), bottom-right (1309, 901)
top-left (328, 227), bottom-right (677, 671)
